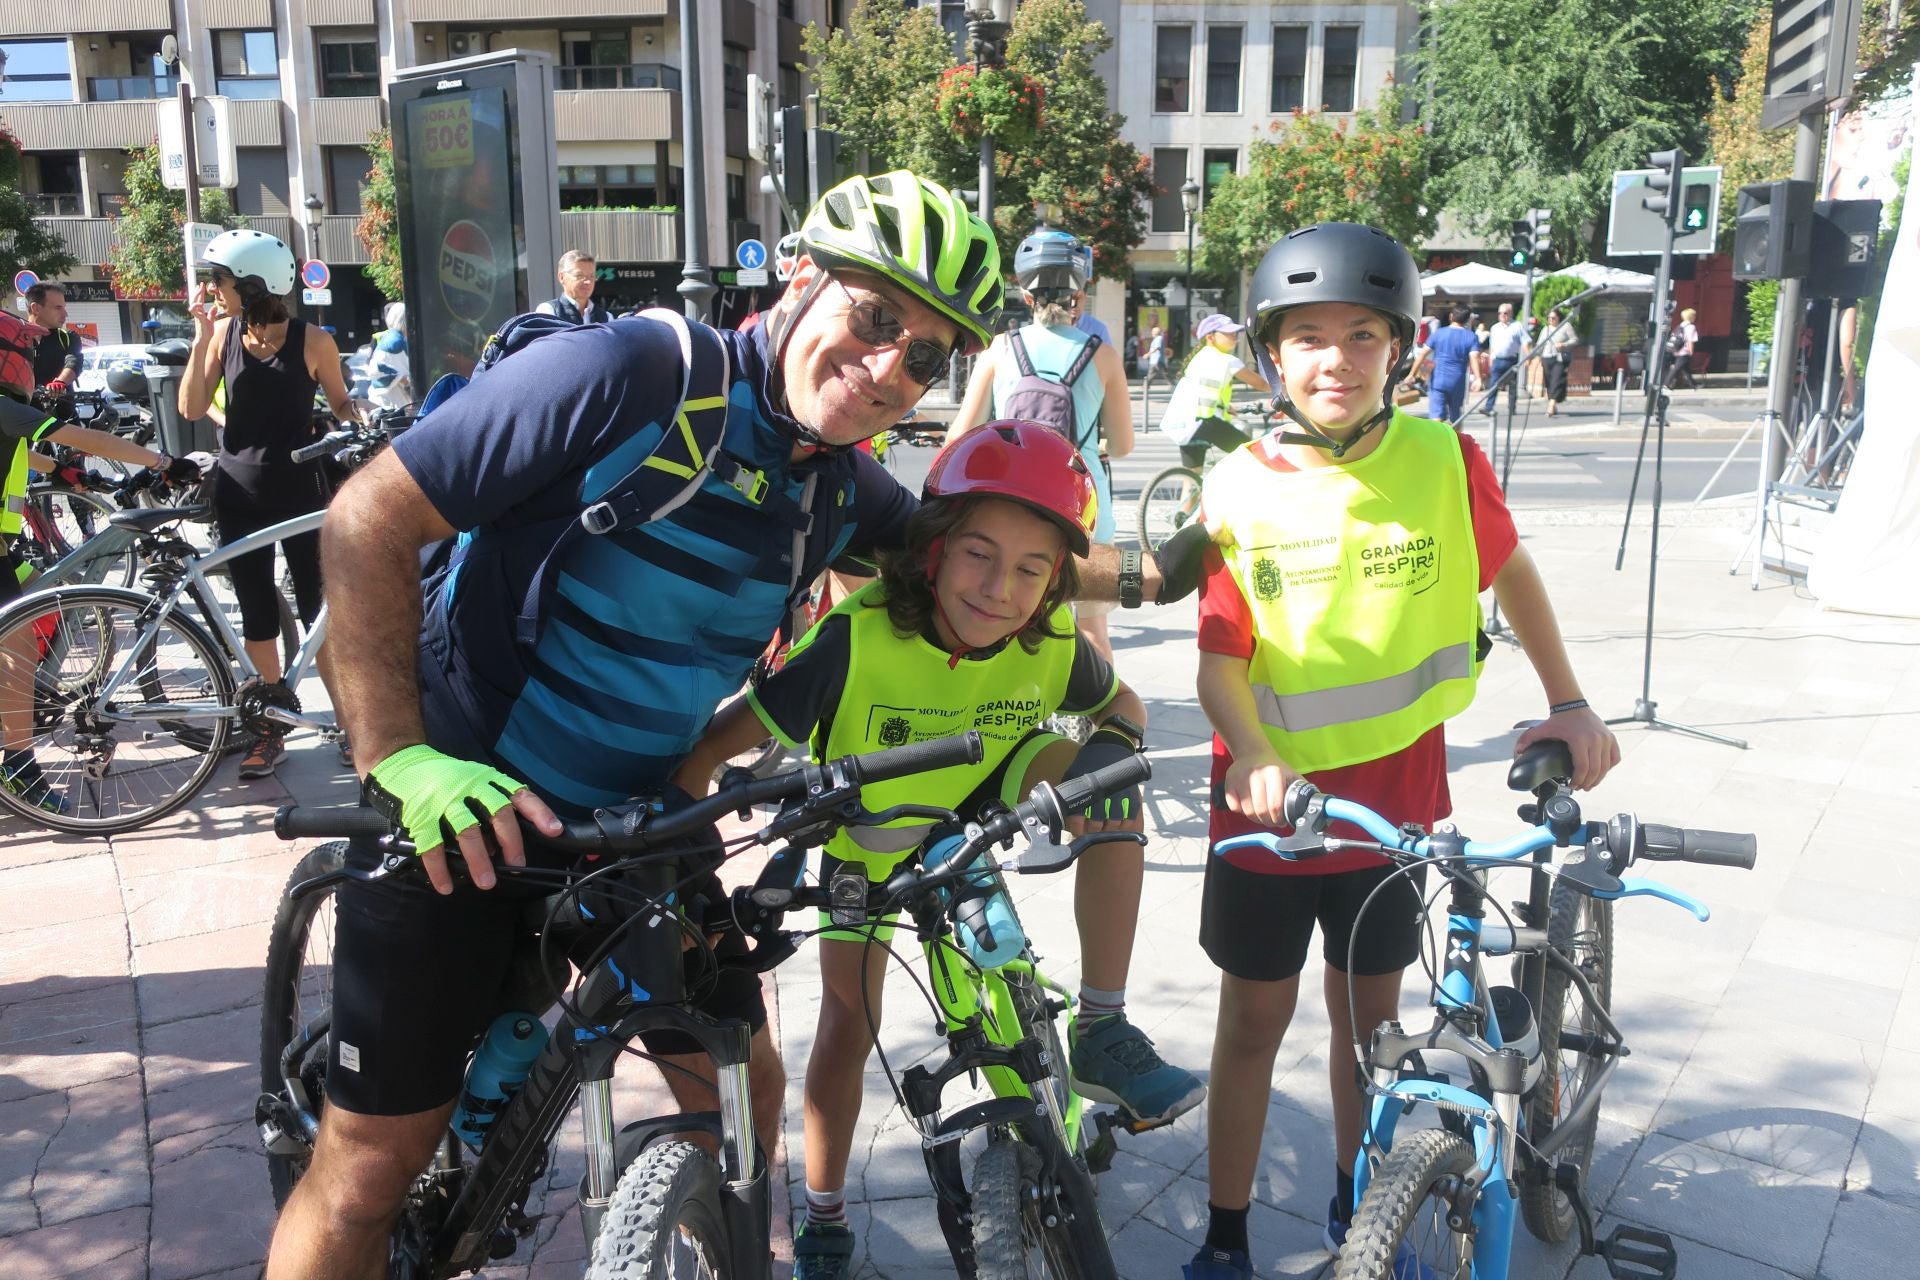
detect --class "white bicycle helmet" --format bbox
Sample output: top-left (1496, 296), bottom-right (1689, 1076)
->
top-left (201, 229), bottom-right (297, 297)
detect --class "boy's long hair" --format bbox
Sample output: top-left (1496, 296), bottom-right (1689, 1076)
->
top-left (872, 495), bottom-right (1081, 654)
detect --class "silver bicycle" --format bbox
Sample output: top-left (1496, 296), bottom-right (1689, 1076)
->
top-left (0, 507), bottom-right (337, 833)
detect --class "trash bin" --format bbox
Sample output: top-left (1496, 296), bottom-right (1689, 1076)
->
top-left (142, 339), bottom-right (219, 457)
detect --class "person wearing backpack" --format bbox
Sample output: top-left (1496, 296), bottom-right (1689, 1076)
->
top-left (270, 172), bottom-right (1211, 1280)
top-left (950, 228), bottom-right (1133, 659)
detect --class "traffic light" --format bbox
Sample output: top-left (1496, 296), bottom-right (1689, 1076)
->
top-left (1681, 183), bottom-right (1713, 235)
top-left (1643, 147), bottom-right (1687, 226)
top-left (771, 105), bottom-right (809, 227)
top-left (1509, 219), bottom-right (1533, 269)
top-left (1530, 208), bottom-right (1553, 256)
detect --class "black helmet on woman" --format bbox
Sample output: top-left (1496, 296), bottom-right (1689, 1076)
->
top-left (1245, 222), bottom-right (1422, 456)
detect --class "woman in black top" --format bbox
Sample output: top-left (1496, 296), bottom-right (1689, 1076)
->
top-left (179, 230), bottom-right (359, 778)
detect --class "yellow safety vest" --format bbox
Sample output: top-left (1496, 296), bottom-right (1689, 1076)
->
top-left (1204, 409), bottom-right (1481, 773)
top-left (3, 407), bottom-right (59, 537)
top-left (768, 582), bottom-right (1075, 875)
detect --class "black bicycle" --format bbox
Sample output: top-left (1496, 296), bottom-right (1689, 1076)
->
top-left (258, 732), bottom-right (1148, 1278)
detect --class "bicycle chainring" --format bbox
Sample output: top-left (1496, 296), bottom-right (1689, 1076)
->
top-left (236, 678), bottom-right (303, 738)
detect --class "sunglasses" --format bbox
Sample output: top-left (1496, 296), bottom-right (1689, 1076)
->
top-left (208, 267), bottom-right (235, 285)
top-left (839, 282), bottom-right (952, 387)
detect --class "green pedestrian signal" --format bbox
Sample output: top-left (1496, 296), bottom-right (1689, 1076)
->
top-left (1682, 182), bottom-right (1712, 233)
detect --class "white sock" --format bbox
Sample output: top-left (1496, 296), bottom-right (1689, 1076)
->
top-left (1078, 984), bottom-right (1126, 1029)
top-left (805, 1183), bottom-right (846, 1225)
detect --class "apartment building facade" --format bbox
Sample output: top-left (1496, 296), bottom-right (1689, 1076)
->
top-left (1081, 1), bottom-right (1418, 351)
top-left (2, 0), bottom-right (836, 348)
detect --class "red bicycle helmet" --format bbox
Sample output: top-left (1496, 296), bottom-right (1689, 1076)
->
top-left (924, 420), bottom-right (1098, 557)
top-left (0, 311), bottom-right (49, 398)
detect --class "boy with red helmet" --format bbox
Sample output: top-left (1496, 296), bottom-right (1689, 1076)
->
top-left (676, 421), bottom-right (1202, 1278)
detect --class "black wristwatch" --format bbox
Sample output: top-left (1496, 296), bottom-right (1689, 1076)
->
top-left (1117, 546), bottom-right (1144, 609)
top-left (1095, 712), bottom-right (1146, 749)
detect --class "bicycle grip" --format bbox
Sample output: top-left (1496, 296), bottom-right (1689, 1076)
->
top-left (845, 731), bottom-right (984, 785)
top-left (291, 432), bottom-right (352, 464)
top-left (1640, 823), bottom-right (1757, 870)
top-left (1053, 752), bottom-right (1151, 813)
top-left (274, 803), bottom-right (396, 841)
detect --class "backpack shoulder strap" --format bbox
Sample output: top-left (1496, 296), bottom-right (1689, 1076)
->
top-left (512, 310), bottom-right (732, 647)
top-left (1007, 329), bottom-right (1036, 378)
top-left (576, 308), bottom-right (733, 534)
top-left (1062, 333), bottom-right (1101, 386)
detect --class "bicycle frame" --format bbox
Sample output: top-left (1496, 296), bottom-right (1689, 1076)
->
top-left (89, 509), bottom-right (334, 736)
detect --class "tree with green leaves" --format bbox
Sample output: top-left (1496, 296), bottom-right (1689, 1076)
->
top-left (1194, 88), bottom-right (1433, 277)
top-left (805, 0), bottom-right (1152, 278)
top-left (357, 130), bottom-right (403, 300)
top-left (1704, 16), bottom-right (1795, 239)
top-left (0, 122), bottom-right (76, 285)
top-left (106, 143), bottom-right (242, 299)
top-left (1528, 273), bottom-right (1591, 330)
top-left (1415, 0), bottom-right (1755, 261)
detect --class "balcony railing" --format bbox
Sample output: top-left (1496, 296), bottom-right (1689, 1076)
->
top-left (29, 194), bottom-right (84, 216)
top-left (88, 74), bottom-right (179, 102)
top-left (560, 209), bottom-right (680, 263)
top-left (216, 79), bottom-right (283, 100)
top-left (37, 216), bottom-right (117, 264)
top-left (555, 63), bottom-right (682, 92)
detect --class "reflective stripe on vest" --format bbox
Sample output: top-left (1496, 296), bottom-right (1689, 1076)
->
top-left (3, 439), bottom-right (34, 536)
top-left (1205, 410), bottom-right (1481, 773)
top-left (801, 581), bottom-right (1075, 872)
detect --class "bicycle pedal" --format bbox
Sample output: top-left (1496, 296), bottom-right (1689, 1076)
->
top-left (1599, 1225), bottom-right (1677, 1280)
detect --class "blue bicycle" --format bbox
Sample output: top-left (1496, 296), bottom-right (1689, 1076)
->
top-left (1217, 741), bottom-right (1757, 1280)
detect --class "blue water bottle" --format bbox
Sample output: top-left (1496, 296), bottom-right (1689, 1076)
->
top-left (451, 1012), bottom-right (550, 1150)
top-left (922, 833), bottom-right (1027, 969)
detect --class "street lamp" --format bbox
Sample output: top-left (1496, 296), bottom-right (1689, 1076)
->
top-left (1180, 177), bottom-right (1201, 355)
top-left (965, 1), bottom-right (1017, 227)
top-left (302, 193), bottom-right (325, 330)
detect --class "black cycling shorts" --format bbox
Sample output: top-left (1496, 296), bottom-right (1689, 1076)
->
top-left (1199, 856), bottom-right (1427, 983)
top-left (324, 843), bottom-right (767, 1118)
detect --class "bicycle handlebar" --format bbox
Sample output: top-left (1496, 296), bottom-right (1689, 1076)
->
top-left (290, 431), bottom-right (356, 464)
top-left (272, 731), bottom-right (988, 857)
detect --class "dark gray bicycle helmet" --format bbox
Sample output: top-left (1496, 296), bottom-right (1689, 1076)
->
top-left (1013, 228), bottom-right (1090, 296)
top-left (1246, 222), bottom-right (1423, 455)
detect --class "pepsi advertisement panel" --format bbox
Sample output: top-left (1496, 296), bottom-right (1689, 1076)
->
top-left (389, 53), bottom-right (558, 398)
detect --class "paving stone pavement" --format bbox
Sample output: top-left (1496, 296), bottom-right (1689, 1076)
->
top-left (2, 506), bottom-right (1915, 1279)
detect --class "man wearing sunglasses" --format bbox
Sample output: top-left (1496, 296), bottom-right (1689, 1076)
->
top-left (271, 170), bottom-right (1205, 1279)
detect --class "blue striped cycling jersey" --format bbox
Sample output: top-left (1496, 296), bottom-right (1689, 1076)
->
top-left (392, 316), bottom-right (915, 816)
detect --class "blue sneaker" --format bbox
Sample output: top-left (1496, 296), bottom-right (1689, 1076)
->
top-left (2, 750), bottom-right (70, 816)
top-left (793, 1219), bottom-right (854, 1280)
top-left (1183, 1245), bottom-right (1254, 1279)
top-left (1326, 1195), bottom-right (1443, 1278)
top-left (1070, 1014), bottom-right (1206, 1125)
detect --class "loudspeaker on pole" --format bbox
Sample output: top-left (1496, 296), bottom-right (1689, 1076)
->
top-left (1807, 198), bottom-right (1883, 299)
top-left (1732, 179), bottom-right (1816, 280)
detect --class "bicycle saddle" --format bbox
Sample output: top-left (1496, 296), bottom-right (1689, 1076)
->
top-left (108, 504), bottom-right (211, 532)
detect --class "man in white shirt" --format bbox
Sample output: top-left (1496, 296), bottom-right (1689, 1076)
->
top-left (1478, 302), bottom-right (1529, 416)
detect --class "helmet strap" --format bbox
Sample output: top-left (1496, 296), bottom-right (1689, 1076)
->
top-left (766, 269), bottom-right (839, 450)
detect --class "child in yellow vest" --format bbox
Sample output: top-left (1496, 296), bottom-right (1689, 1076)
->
top-left (675, 422), bottom-right (1203, 1280)
top-left (1184, 224), bottom-right (1619, 1280)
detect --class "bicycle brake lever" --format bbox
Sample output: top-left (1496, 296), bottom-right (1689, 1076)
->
top-left (859, 802), bottom-right (960, 827)
top-left (1592, 877), bottom-right (1711, 921)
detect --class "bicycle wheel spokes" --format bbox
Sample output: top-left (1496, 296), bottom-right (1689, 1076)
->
top-left (0, 589), bottom-right (234, 833)
top-left (1137, 467), bottom-right (1202, 550)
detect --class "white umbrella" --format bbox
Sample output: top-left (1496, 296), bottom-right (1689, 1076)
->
top-left (1553, 261), bottom-right (1656, 291)
top-left (1420, 262), bottom-right (1530, 297)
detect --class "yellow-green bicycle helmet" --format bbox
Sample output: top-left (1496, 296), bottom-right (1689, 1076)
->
top-left (799, 171), bottom-right (1003, 354)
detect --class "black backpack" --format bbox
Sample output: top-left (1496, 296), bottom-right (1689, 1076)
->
top-left (1002, 329), bottom-right (1101, 451)
top-left (419, 308), bottom-right (839, 652)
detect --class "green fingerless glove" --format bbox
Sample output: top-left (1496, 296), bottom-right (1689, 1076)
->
top-left (364, 744), bottom-right (525, 852)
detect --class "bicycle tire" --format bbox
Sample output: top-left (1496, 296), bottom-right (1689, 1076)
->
top-left (1332, 1128), bottom-right (1475, 1280)
top-left (971, 1138), bottom-right (1114, 1280)
top-left (587, 1139), bottom-right (731, 1279)
top-left (0, 585), bottom-right (236, 833)
top-left (260, 841), bottom-right (347, 1207)
top-left (1135, 466), bottom-right (1203, 551)
top-left (1519, 883), bottom-right (1613, 1244)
